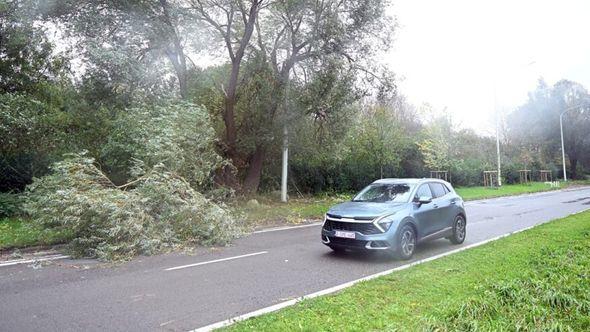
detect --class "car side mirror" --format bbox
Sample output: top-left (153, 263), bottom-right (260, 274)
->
top-left (415, 196), bottom-right (432, 205)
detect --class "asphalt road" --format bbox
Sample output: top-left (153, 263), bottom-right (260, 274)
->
top-left (1, 187), bottom-right (590, 332)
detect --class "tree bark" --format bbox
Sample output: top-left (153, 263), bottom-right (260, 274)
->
top-left (570, 156), bottom-right (578, 179)
top-left (223, 62), bottom-right (240, 157)
top-left (213, 0), bottom-right (260, 191)
top-left (160, 0), bottom-right (188, 99)
top-left (166, 49), bottom-right (188, 99)
top-left (240, 59), bottom-right (293, 194)
top-left (171, 48), bottom-right (188, 99)
top-left (242, 145), bottom-right (266, 194)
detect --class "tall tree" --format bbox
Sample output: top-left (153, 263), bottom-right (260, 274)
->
top-left (0, 0), bottom-right (73, 190)
top-left (552, 80), bottom-right (590, 179)
top-left (507, 79), bottom-right (590, 179)
top-left (46, 0), bottom-right (194, 99)
top-left (188, 0), bottom-right (264, 190)
top-left (418, 115), bottom-right (455, 173)
top-left (238, 0), bottom-right (395, 192)
top-left (0, 0), bottom-right (67, 95)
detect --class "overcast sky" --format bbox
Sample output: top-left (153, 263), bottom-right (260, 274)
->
top-left (385, 0), bottom-right (590, 134)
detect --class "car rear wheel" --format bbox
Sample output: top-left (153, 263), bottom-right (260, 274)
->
top-left (450, 215), bottom-right (466, 244)
top-left (394, 224), bottom-right (416, 260)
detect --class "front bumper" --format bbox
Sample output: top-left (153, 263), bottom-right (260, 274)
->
top-left (321, 228), bottom-right (395, 250)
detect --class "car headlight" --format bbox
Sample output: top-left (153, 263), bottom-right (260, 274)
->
top-left (374, 215), bottom-right (395, 232)
top-left (378, 219), bottom-right (393, 231)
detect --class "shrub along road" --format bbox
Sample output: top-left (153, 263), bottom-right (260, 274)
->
top-left (1, 187), bottom-right (590, 331)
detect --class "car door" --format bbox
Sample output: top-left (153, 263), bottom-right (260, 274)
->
top-left (428, 182), bottom-right (455, 231)
top-left (412, 183), bottom-right (441, 239)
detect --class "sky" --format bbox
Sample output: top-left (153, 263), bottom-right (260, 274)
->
top-left (385, 0), bottom-right (590, 134)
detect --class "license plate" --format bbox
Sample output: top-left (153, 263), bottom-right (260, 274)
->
top-left (334, 230), bottom-right (355, 239)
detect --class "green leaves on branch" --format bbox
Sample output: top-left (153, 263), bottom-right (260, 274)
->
top-left (23, 153), bottom-right (240, 261)
top-left (19, 102), bottom-right (237, 261)
top-left (102, 102), bottom-right (225, 189)
top-left (417, 116), bottom-right (454, 172)
top-left (0, 93), bottom-right (73, 190)
top-left (0, 0), bottom-right (68, 95)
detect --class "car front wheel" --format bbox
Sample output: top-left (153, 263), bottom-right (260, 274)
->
top-left (450, 215), bottom-right (466, 244)
top-left (394, 224), bottom-right (416, 260)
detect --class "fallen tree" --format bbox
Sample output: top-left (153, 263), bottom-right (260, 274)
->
top-left (23, 153), bottom-right (240, 261)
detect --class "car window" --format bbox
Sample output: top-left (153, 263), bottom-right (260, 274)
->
top-left (429, 182), bottom-right (447, 198)
top-left (414, 184), bottom-right (432, 199)
top-left (443, 184), bottom-right (451, 194)
top-left (353, 183), bottom-right (415, 203)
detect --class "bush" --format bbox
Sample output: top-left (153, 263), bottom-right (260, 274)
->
top-left (451, 159), bottom-right (490, 187)
top-left (101, 102), bottom-right (224, 189)
top-left (23, 153), bottom-right (240, 261)
top-left (0, 93), bottom-right (70, 191)
top-left (0, 192), bottom-right (21, 218)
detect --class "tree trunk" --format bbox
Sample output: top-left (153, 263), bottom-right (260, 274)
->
top-left (223, 62), bottom-right (240, 157)
top-left (240, 65), bottom-right (291, 194)
top-left (242, 146), bottom-right (266, 194)
top-left (174, 56), bottom-right (188, 99)
top-left (217, 1), bottom-right (259, 189)
top-left (160, 0), bottom-right (188, 99)
top-left (215, 163), bottom-right (240, 190)
top-left (570, 156), bottom-right (578, 179)
top-left (167, 51), bottom-right (187, 99)
top-left (213, 62), bottom-right (241, 190)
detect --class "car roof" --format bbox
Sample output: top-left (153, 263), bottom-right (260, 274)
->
top-left (372, 178), bottom-right (452, 186)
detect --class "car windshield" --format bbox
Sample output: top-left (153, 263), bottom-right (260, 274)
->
top-left (352, 183), bottom-right (414, 203)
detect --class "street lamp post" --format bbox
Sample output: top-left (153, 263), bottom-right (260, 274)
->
top-left (281, 126), bottom-right (288, 202)
top-left (559, 112), bottom-right (567, 182)
top-left (493, 77), bottom-right (502, 186)
top-left (281, 72), bottom-right (290, 202)
top-left (495, 108), bottom-right (502, 186)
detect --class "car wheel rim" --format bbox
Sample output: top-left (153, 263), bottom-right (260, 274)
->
top-left (401, 229), bottom-right (415, 256)
top-left (456, 217), bottom-right (466, 240)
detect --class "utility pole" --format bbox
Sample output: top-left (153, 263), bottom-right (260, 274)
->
top-left (281, 126), bottom-right (288, 202)
top-left (494, 81), bottom-right (502, 186)
top-left (560, 113), bottom-right (567, 181)
top-left (496, 114), bottom-right (502, 186)
top-left (281, 75), bottom-right (290, 202)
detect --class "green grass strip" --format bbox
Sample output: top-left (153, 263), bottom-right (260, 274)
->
top-left (224, 210), bottom-right (590, 331)
top-left (455, 182), bottom-right (565, 201)
top-left (239, 182), bottom-right (590, 229)
top-left (0, 217), bottom-right (71, 251)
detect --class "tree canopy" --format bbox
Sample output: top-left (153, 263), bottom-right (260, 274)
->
top-left (1, 0), bottom-right (589, 198)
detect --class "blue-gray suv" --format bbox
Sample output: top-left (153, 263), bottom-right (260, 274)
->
top-left (321, 178), bottom-right (466, 259)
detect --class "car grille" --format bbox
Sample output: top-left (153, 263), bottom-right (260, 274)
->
top-left (323, 219), bottom-right (382, 235)
top-left (327, 237), bottom-right (367, 248)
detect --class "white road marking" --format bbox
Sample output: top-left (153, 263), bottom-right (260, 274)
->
top-left (165, 251), bottom-right (268, 271)
top-left (0, 255), bottom-right (70, 268)
top-left (190, 208), bottom-right (589, 332)
top-left (252, 222), bottom-right (322, 234)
